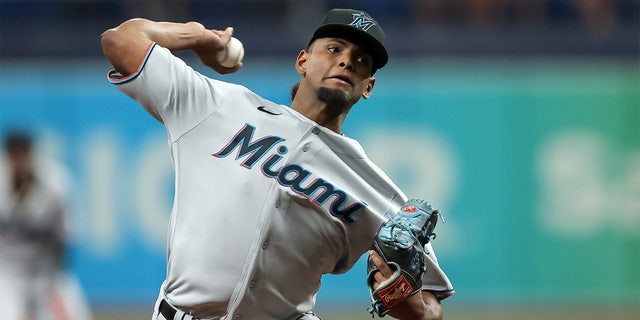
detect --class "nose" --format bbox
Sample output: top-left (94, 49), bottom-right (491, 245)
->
top-left (338, 54), bottom-right (354, 70)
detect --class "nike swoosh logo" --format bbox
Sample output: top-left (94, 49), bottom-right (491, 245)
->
top-left (257, 105), bottom-right (282, 116)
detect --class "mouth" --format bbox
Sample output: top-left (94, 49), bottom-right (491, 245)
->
top-left (328, 74), bottom-right (353, 86)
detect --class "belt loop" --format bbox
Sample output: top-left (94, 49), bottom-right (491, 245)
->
top-left (159, 298), bottom-right (198, 320)
top-left (176, 310), bottom-right (195, 320)
top-left (159, 299), bottom-right (177, 320)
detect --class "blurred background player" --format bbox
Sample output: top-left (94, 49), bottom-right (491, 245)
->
top-left (0, 130), bottom-right (92, 320)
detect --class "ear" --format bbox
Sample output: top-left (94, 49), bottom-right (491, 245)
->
top-left (362, 77), bottom-right (376, 99)
top-left (295, 50), bottom-right (309, 75)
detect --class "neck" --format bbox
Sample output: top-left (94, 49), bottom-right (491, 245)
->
top-left (292, 100), bottom-right (349, 135)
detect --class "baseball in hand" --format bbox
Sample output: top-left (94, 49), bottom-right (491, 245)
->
top-left (216, 37), bottom-right (244, 68)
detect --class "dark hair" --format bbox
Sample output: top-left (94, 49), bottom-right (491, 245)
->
top-left (3, 130), bottom-right (33, 151)
top-left (291, 82), bottom-right (300, 101)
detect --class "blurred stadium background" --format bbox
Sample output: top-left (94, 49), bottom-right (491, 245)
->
top-left (1, 0), bottom-right (638, 319)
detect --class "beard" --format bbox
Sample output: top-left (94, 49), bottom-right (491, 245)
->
top-left (317, 87), bottom-right (350, 109)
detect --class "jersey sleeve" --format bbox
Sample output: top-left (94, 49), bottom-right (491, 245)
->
top-left (421, 242), bottom-right (455, 300)
top-left (106, 43), bottom-right (228, 142)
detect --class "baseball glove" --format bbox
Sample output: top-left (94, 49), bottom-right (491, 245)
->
top-left (366, 199), bottom-right (439, 317)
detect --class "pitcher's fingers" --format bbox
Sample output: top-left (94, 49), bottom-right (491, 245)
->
top-left (369, 250), bottom-right (393, 278)
top-left (211, 27), bottom-right (233, 43)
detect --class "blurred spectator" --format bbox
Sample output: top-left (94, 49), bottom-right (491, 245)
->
top-left (574, 0), bottom-right (617, 34)
top-left (285, 0), bottom-right (327, 40)
top-left (119, 0), bottom-right (190, 21)
top-left (0, 130), bottom-right (92, 320)
top-left (409, 0), bottom-right (622, 30)
top-left (463, 0), bottom-right (510, 28)
top-left (0, 0), bottom-right (636, 58)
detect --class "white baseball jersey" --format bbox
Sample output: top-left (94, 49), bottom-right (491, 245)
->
top-left (108, 43), bottom-right (454, 319)
top-left (0, 168), bottom-right (67, 319)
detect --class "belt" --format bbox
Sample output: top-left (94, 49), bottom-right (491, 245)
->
top-left (159, 299), bottom-right (177, 320)
top-left (160, 299), bottom-right (317, 320)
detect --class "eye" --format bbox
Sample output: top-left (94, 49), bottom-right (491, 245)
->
top-left (328, 46), bottom-right (340, 53)
top-left (356, 56), bottom-right (369, 64)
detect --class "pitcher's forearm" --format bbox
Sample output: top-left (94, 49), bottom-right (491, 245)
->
top-left (101, 18), bottom-right (226, 76)
top-left (130, 19), bottom-right (215, 51)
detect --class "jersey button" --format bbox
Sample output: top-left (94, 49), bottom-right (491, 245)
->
top-left (312, 127), bottom-right (320, 135)
top-left (249, 280), bottom-right (255, 288)
top-left (303, 144), bottom-right (310, 152)
top-left (262, 241), bottom-right (269, 249)
top-left (233, 314), bottom-right (241, 319)
top-left (275, 200), bottom-right (281, 208)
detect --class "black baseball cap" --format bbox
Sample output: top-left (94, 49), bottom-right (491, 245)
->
top-left (308, 8), bottom-right (388, 72)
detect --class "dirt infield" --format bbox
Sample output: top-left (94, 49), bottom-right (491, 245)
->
top-left (95, 305), bottom-right (639, 320)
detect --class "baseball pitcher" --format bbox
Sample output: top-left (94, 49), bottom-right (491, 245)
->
top-left (102, 8), bottom-right (454, 320)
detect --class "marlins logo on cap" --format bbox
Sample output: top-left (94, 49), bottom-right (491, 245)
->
top-left (308, 8), bottom-right (389, 72)
top-left (349, 12), bottom-right (377, 32)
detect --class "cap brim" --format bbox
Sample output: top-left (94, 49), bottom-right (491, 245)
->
top-left (310, 24), bottom-right (388, 71)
